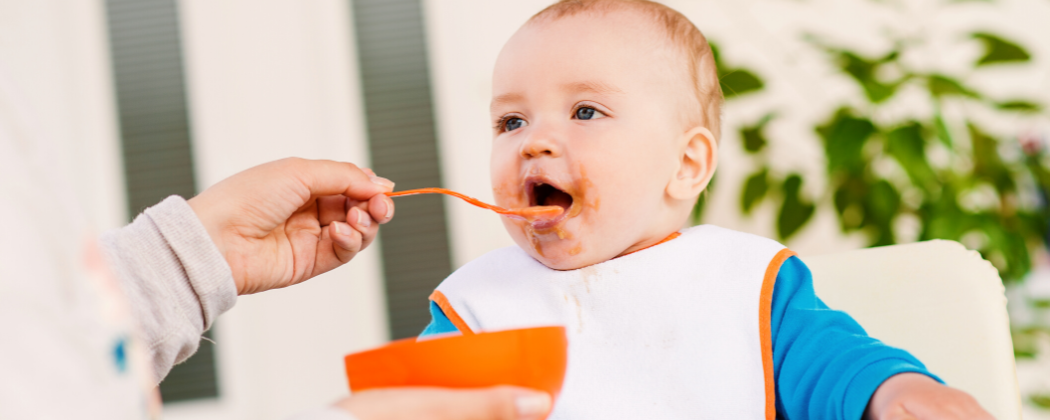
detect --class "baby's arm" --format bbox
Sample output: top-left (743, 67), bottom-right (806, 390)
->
top-left (773, 257), bottom-right (992, 419)
top-left (421, 300), bottom-right (461, 336)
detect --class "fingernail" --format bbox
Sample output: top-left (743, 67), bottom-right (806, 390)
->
top-left (515, 393), bottom-right (551, 419)
top-left (355, 207), bottom-right (371, 228)
top-left (369, 175), bottom-right (395, 189)
top-left (383, 196), bottom-right (394, 221)
top-left (332, 221), bottom-right (345, 236)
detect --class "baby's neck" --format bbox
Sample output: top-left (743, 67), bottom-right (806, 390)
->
top-left (615, 231), bottom-right (682, 259)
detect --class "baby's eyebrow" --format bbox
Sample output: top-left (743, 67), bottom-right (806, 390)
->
top-left (490, 81), bottom-right (625, 113)
top-left (564, 81), bottom-right (624, 97)
top-left (491, 93), bottom-right (525, 112)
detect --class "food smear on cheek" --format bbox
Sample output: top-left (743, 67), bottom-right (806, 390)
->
top-left (576, 164), bottom-right (599, 214)
top-left (568, 243), bottom-right (583, 256)
top-left (527, 227), bottom-right (545, 257)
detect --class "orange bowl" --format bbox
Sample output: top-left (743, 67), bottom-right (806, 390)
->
top-left (344, 326), bottom-right (567, 400)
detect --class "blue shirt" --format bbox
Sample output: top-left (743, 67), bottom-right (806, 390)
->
top-left (420, 256), bottom-right (940, 420)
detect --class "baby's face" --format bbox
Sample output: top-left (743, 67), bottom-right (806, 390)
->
top-left (490, 13), bottom-right (696, 270)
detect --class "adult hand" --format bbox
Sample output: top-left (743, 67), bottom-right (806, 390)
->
top-left (336, 386), bottom-right (553, 420)
top-left (188, 158), bottom-right (396, 294)
top-left (864, 372), bottom-right (993, 420)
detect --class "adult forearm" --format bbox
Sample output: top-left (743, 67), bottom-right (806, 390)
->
top-left (99, 195), bottom-right (238, 382)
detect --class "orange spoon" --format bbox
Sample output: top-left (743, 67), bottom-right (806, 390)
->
top-left (385, 187), bottom-right (564, 222)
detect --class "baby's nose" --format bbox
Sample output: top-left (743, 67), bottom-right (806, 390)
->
top-left (520, 133), bottom-right (562, 159)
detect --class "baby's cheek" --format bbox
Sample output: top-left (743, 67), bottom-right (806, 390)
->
top-left (491, 180), bottom-right (523, 209)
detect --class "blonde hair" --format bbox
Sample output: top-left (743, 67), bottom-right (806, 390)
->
top-left (528, 0), bottom-right (723, 140)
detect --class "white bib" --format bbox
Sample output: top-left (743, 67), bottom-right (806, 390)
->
top-left (433, 225), bottom-right (794, 419)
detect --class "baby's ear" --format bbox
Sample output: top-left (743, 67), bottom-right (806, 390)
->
top-left (666, 126), bottom-right (718, 200)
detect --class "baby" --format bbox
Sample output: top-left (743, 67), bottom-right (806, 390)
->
top-left (420, 1), bottom-right (992, 418)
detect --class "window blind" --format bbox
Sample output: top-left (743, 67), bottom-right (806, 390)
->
top-left (105, 0), bottom-right (219, 403)
top-left (351, 0), bottom-right (455, 339)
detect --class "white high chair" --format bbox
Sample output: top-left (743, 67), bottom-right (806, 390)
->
top-left (802, 240), bottom-right (1022, 420)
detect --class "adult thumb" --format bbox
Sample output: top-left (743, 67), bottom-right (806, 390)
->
top-left (460, 386), bottom-right (552, 420)
top-left (338, 386), bottom-right (552, 420)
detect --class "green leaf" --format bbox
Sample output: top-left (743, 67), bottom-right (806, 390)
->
top-left (1031, 394), bottom-right (1050, 409)
top-left (996, 100), bottom-right (1043, 112)
top-left (834, 180), bottom-right (866, 231)
top-left (777, 174), bottom-right (815, 240)
top-left (832, 50), bottom-right (903, 103)
top-left (972, 32), bottom-right (1031, 66)
top-left (692, 173), bottom-right (715, 224)
top-left (817, 108), bottom-right (877, 176)
top-left (740, 114), bottom-right (774, 153)
top-left (865, 180), bottom-right (900, 246)
top-left (1013, 327), bottom-right (1049, 359)
top-left (981, 219), bottom-right (1030, 281)
top-left (711, 43), bottom-right (765, 99)
top-left (927, 74), bottom-right (981, 99)
top-left (920, 185), bottom-right (972, 241)
top-left (969, 124), bottom-right (1015, 192)
top-left (721, 70), bottom-right (764, 99)
top-left (886, 122), bottom-right (937, 191)
top-left (741, 169), bottom-right (770, 214)
top-left (933, 104), bottom-right (954, 149)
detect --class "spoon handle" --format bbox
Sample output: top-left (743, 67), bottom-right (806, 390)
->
top-left (385, 188), bottom-right (563, 220)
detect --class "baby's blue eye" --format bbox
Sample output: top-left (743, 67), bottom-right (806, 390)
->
top-left (505, 117), bottom-right (526, 131)
top-left (574, 107), bottom-right (604, 120)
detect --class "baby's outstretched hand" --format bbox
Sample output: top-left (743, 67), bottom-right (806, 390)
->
top-left (865, 372), bottom-right (994, 420)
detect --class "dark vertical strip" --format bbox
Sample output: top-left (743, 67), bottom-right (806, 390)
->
top-left (350, 0), bottom-right (454, 339)
top-left (105, 0), bottom-right (218, 402)
top-left (106, 0), bottom-right (197, 214)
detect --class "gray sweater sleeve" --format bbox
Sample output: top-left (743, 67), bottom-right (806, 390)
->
top-left (99, 195), bottom-right (238, 382)
top-left (97, 196), bottom-right (358, 420)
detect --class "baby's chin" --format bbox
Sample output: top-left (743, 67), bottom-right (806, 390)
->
top-left (511, 234), bottom-right (614, 271)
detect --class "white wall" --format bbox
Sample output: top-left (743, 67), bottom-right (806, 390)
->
top-left (0, 0), bottom-right (127, 231)
top-left (1, 1), bottom-right (388, 418)
top-left (168, 1), bottom-right (388, 419)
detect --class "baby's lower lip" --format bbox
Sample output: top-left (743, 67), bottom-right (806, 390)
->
top-left (529, 206), bottom-right (569, 230)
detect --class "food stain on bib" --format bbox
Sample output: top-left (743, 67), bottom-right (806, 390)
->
top-left (572, 294), bottom-right (583, 333)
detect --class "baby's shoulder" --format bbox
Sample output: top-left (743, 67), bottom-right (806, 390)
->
top-left (677, 224), bottom-right (786, 251)
top-left (437, 245), bottom-right (547, 291)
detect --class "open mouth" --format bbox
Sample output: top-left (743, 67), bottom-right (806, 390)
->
top-left (527, 180), bottom-right (574, 228)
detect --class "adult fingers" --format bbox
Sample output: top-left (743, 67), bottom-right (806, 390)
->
top-left (281, 158), bottom-right (394, 202)
top-left (323, 206), bottom-right (379, 265)
top-left (318, 195), bottom-right (350, 226)
top-left (367, 193), bottom-right (395, 224)
top-left (328, 220), bottom-right (364, 264)
top-left (338, 386), bottom-right (552, 420)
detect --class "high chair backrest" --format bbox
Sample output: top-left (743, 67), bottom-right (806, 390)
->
top-left (802, 240), bottom-right (1021, 420)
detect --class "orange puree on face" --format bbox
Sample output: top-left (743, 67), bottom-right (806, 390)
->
top-left (385, 188), bottom-right (564, 222)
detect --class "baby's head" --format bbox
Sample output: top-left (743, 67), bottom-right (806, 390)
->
top-left (490, 0), bottom-right (722, 270)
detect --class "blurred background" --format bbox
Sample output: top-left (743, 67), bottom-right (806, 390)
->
top-left (0, 0), bottom-right (1047, 418)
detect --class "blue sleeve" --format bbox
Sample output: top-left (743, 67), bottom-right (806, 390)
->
top-left (772, 256), bottom-right (942, 420)
top-left (420, 300), bottom-right (460, 337)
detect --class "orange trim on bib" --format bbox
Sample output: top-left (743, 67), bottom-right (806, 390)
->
top-left (430, 290), bottom-right (475, 335)
top-left (619, 231), bottom-right (682, 258)
top-left (760, 248), bottom-right (796, 420)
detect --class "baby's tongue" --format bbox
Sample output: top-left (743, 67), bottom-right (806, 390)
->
top-left (541, 189), bottom-right (573, 211)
